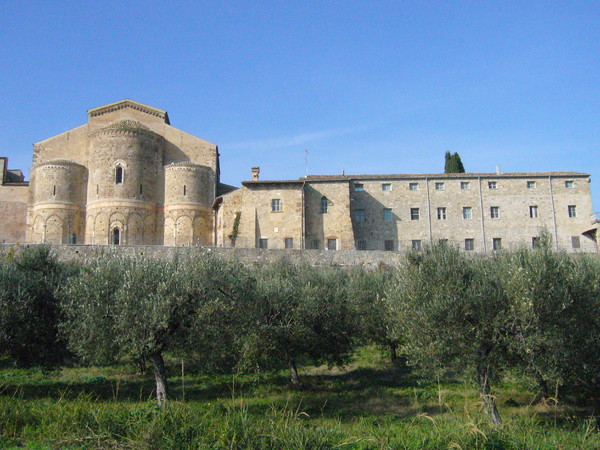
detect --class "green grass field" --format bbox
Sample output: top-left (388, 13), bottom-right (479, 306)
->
top-left (1, 347), bottom-right (598, 449)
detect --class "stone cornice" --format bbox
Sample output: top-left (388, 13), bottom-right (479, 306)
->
top-left (34, 159), bottom-right (86, 170)
top-left (89, 120), bottom-right (162, 140)
top-left (88, 99), bottom-right (170, 124)
top-left (165, 161), bottom-right (210, 172)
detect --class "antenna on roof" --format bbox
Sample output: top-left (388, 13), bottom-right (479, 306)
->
top-left (305, 149), bottom-right (309, 177)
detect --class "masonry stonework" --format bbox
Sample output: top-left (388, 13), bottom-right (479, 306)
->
top-left (0, 100), bottom-right (597, 252)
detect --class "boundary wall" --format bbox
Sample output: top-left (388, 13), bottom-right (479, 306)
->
top-left (0, 244), bottom-right (403, 269)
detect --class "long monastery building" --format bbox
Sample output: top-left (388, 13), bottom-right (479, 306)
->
top-left (1, 99), bottom-right (598, 253)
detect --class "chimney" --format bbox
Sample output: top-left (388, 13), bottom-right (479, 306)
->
top-left (251, 166), bottom-right (260, 181)
top-left (496, 166), bottom-right (501, 175)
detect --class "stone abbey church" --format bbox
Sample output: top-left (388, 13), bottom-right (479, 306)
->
top-left (0, 99), bottom-right (598, 252)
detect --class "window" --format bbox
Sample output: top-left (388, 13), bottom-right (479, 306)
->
top-left (410, 208), bottom-right (420, 220)
top-left (96, 184), bottom-right (99, 195)
top-left (327, 238), bottom-right (337, 250)
top-left (384, 240), bottom-right (395, 251)
top-left (183, 185), bottom-right (187, 196)
top-left (355, 209), bottom-right (366, 222)
top-left (140, 184), bottom-right (143, 195)
top-left (382, 183), bottom-right (392, 191)
top-left (488, 181), bottom-right (497, 190)
top-left (383, 208), bottom-right (393, 221)
top-left (53, 185), bottom-right (56, 196)
top-left (115, 166), bottom-right (123, 184)
top-left (571, 236), bottom-right (581, 249)
top-left (464, 238), bottom-right (474, 251)
top-left (490, 206), bottom-right (499, 219)
top-left (568, 205), bottom-right (577, 218)
top-left (530, 205), bottom-right (539, 218)
top-left (409, 182), bottom-right (419, 191)
top-left (411, 240), bottom-right (422, 250)
top-left (492, 238), bottom-right (502, 251)
top-left (532, 237), bottom-right (540, 248)
top-left (320, 197), bottom-right (328, 214)
top-left (438, 239), bottom-right (448, 245)
top-left (69, 233), bottom-right (77, 245)
top-left (271, 199), bottom-right (281, 212)
top-left (437, 207), bottom-right (446, 220)
top-left (284, 238), bottom-right (294, 249)
top-left (462, 207), bottom-right (472, 220)
top-left (527, 181), bottom-right (536, 189)
top-left (112, 228), bottom-right (121, 245)
top-left (565, 180), bottom-right (574, 188)
top-left (435, 182), bottom-right (445, 190)
top-left (356, 240), bottom-right (367, 250)
top-left (354, 183), bottom-right (364, 192)
top-left (311, 239), bottom-right (320, 249)
top-left (258, 238), bottom-right (268, 249)
top-left (461, 181), bottom-right (470, 190)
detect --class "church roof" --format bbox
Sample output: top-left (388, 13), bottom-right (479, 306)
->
top-left (87, 99), bottom-right (170, 124)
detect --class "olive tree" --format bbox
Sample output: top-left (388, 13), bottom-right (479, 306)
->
top-left (247, 259), bottom-right (358, 385)
top-left (61, 253), bottom-right (250, 407)
top-left (346, 266), bottom-right (401, 361)
top-left (0, 245), bottom-right (73, 368)
top-left (391, 244), bottom-right (509, 425)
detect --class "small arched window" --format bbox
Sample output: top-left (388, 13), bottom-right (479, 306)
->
top-left (320, 197), bottom-right (328, 214)
top-left (112, 227), bottom-right (121, 245)
top-left (115, 166), bottom-right (123, 184)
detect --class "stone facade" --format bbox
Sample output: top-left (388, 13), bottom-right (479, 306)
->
top-left (216, 172), bottom-right (597, 253)
top-left (1, 100), bottom-right (221, 245)
top-left (0, 100), bottom-right (597, 252)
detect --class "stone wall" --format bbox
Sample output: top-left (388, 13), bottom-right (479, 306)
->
top-left (0, 185), bottom-right (28, 243)
top-left (0, 243), bottom-right (405, 269)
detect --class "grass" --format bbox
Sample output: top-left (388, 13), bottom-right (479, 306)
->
top-left (0, 348), bottom-right (598, 449)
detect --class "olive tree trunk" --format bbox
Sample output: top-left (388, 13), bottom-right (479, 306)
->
top-left (151, 352), bottom-right (169, 408)
top-left (289, 359), bottom-right (300, 386)
top-left (477, 363), bottom-right (502, 426)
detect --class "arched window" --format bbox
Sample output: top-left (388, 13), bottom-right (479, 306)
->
top-left (115, 166), bottom-right (123, 184)
top-left (112, 227), bottom-right (121, 245)
top-left (183, 185), bottom-right (187, 196)
top-left (320, 197), bottom-right (328, 214)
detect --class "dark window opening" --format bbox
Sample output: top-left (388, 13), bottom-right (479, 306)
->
top-left (53, 185), bottom-right (56, 196)
top-left (183, 185), bottom-right (187, 196)
top-left (115, 166), bottom-right (123, 184)
top-left (112, 228), bottom-right (121, 245)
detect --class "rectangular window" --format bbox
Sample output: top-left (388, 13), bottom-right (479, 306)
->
top-left (529, 205), bottom-right (539, 218)
top-left (492, 238), bottom-right (502, 251)
top-left (527, 181), bottom-right (536, 189)
top-left (356, 240), bottom-right (367, 250)
top-left (327, 238), bottom-right (337, 251)
top-left (284, 238), bottom-right (293, 249)
top-left (464, 238), bottom-right (474, 251)
top-left (311, 239), bottom-right (320, 249)
top-left (437, 207), bottom-right (446, 220)
top-left (382, 183), bottom-right (392, 191)
top-left (409, 182), bottom-right (419, 191)
top-left (462, 207), bottom-right (472, 220)
top-left (271, 199), bottom-right (281, 212)
top-left (384, 240), bottom-right (395, 251)
top-left (490, 206), bottom-right (499, 219)
top-left (410, 208), bottom-right (420, 220)
top-left (435, 182), bottom-right (445, 190)
top-left (461, 181), bottom-right (470, 190)
top-left (488, 181), bottom-right (497, 190)
top-left (568, 205), bottom-right (577, 218)
top-left (412, 240), bottom-right (422, 251)
top-left (383, 208), bottom-right (393, 221)
top-left (354, 183), bottom-right (364, 191)
top-left (532, 237), bottom-right (540, 248)
top-left (571, 236), bottom-right (581, 249)
top-left (355, 209), bottom-right (366, 222)
top-left (258, 238), bottom-right (268, 249)
top-left (565, 180), bottom-right (574, 188)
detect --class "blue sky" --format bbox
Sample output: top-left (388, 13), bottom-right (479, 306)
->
top-left (1, 1), bottom-right (599, 208)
